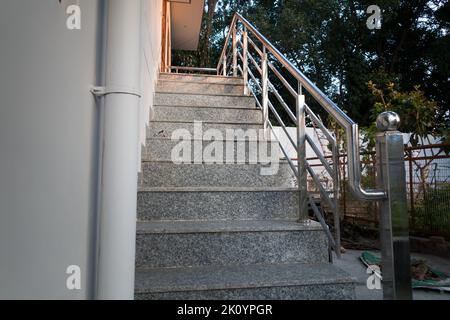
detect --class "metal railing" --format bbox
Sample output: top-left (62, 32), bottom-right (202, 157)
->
top-left (334, 143), bottom-right (450, 237)
top-left (216, 13), bottom-right (391, 259)
top-left (170, 12), bottom-right (412, 299)
top-left (169, 66), bottom-right (217, 74)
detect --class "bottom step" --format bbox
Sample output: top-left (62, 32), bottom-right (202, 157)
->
top-left (135, 263), bottom-right (355, 300)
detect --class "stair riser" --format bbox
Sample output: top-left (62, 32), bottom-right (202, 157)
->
top-left (155, 93), bottom-right (255, 108)
top-left (159, 74), bottom-right (244, 84)
top-left (137, 191), bottom-right (298, 221)
top-left (135, 230), bottom-right (328, 268)
top-left (148, 122), bottom-right (263, 139)
top-left (142, 139), bottom-right (279, 163)
top-left (140, 163), bottom-right (296, 188)
top-left (136, 283), bottom-right (355, 300)
top-left (152, 106), bottom-right (262, 123)
top-left (157, 81), bottom-right (244, 95)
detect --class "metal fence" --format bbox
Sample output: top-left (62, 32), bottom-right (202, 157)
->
top-left (308, 143), bottom-right (450, 238)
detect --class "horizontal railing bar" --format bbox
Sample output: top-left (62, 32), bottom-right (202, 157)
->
top-left (306, 134), bottom-right (334, 177)
top-left (306, 162), bottom-right (336, 212)
top-left (308, 195), bottom-right (337, 249)
top-left (225, 51), bottom-right (234, 76)
top-left (237, 38), bottom-right (243, 49)
top-left (268, 122), bottom-right (299, 176)
top-left (305, 105), bottom-right (336, 145)
top-left (237, 51), bottom-right (243, 64)
top-left (267, 80), bottom-right (297, 124)
top-left (237, 64), bottom-right (243, 76)
top-left (248, 86), bottom-right (263, 110)
top-left (247, 36), bottom-right (264, 57)
top-left (268, 100), bottom-right (297, 150)
top-left (170, 66), bottom-right (218, 73)
top-left (267, 62), bottom-right (297, 98)
top-left (217, 15), bottom-right (238, 70)
top-left (247, 51), bottom-right (262, 75)
top-left (248, 68), bottom-right (262, 92)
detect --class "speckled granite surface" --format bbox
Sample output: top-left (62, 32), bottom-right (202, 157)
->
top-left (157, 80), bottom-right (245, 95)
top-left (154, 92), bottom-right (255, 109)
top-left (135, 220), bottom-right (328, 268)
top-left (134, 73), bottom-right (356, 300)
top-left (159, 73), bottom-right (244, 85)
top-left (152, 105), bottom-right (262, 123)
top-left (148, 121), bottom-right (263, 138)
top-left (140, 162), bottom-right (296, 188)
top-left (142, 138), bottom-right (279, 162)
top-left (137, 188), bottom-right (298, 221)
top-left (136, 283), bottom-right (355, 300)
top-left (135, 263), bottom-right (355, 300)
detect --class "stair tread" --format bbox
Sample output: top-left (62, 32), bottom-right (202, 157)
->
top-left (160, 73), bottom-right (242, 80)
top-left (154, 92), bottom-right (255, 109)
top-left (158, 79), bottom-right (245, 86)
top-left (137, 219), bottom-right (322, 234)
top-left (153, 104), bottom-right (261, 111)
top-left (150, 119), bottom-right (263, 125)
top-left (138, 187), bottom-right (298, 192)
top-left (135, 262), bottom-right (354, 293)
top-left (155, 91), bottom-right (251, 98)
top-left (145, 134), bottom-right (276, 142)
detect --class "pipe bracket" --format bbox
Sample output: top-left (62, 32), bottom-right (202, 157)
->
top-left (90, 86), bottom-right (142, 98)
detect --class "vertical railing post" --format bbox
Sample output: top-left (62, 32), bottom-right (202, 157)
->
top-left (332, 142), bottom-right (341, 258)
top-left (243, 26), bottom-right (249, 95)
top-left (232, 24), bottom-right (238, 77)
top-left (375, 111), bottom-right (412, 300)
top-left (408, 151), bottom-right (415, 230)
top-left (261, 47), bottom-right (269, 137)
top-left (342, 155), bottom-right (347, 220)
top-left (296, 89), bottom-right (308, 222)
top-left (222, 55), bottom-right (227, 76)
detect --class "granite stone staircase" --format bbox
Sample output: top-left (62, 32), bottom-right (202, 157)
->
top-left (134, 73), bottom-right (355, 300)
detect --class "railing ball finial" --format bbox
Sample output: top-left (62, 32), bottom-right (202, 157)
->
top-left (376, 111), bottom-right (401, 132)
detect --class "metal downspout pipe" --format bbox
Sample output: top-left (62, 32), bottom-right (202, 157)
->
top-left (95, 0), bottom-right (141, 300)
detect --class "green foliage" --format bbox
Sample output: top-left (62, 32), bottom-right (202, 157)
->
top-left (173, 0), bottom-right (449, 138)
top-left (367, 80), bottom-right (439, 147)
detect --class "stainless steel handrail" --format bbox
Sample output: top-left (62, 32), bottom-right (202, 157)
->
top-left (218, 12), bottom-right (386, 201)
top-left (176, 12), bottom-right (411, 295)
top-left (170, 66), bottom-right (217, 73)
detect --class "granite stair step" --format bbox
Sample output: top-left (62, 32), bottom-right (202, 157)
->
top-left (135, 220), bottom-right (328, 269)
top-left (135, 262), bottom-right (356, 300)
top-left (147, 121), bottom-right (263, 138)
top-left (142, 137), bottom-right (279, 162)
top-left (157, 79), bottom-right (245, 95)
top-left (140, 162), bottom-right (296, 188)
top-left (159, 73), bottom-right (244, 85)
top-left (151, 105), bottom-right (262, 123)
top-left (137, 187), bottom-right (299, 221)
top-left (154, 92), bottom-right (255, 109)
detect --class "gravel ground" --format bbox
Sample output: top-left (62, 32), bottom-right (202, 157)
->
top-left (333, 249), bottom-right (450, 300)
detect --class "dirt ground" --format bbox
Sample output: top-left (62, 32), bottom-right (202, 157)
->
top-left (333, 249), bottom-right (450, 300)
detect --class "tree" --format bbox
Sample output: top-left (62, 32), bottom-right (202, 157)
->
top-left (198, 0), bottom-right (218, 67)
top-left (172, 0), bottom-right (449, 136)
top-left (367, 80), bottom-right (443, 200)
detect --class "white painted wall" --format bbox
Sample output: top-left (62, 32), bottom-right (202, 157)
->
top-left (139, 0), bottom-right (164, 169)
top-left (0, 0), bottom-right (164, 299)
top-left (0, 0), bottom-right (104, 299)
